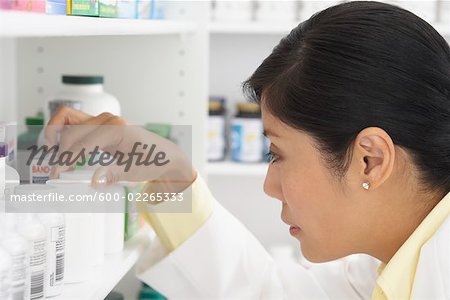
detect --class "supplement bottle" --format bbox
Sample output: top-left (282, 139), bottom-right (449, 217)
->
top-left (231, 103), bottom-right (263, 163)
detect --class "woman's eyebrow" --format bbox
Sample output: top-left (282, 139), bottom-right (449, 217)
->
top-left (263, 129), bottom-right (279, 138)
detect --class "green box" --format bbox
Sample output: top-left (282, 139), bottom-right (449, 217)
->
top-left (99, 0), bottom-right (118, 18)
top-left (72, 0), bottom-right (99, 16)
top-left (124, 185), bottom-right (141, 241)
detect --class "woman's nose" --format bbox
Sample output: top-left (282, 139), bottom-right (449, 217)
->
top-left (263, 165), bottom-right (284, 202)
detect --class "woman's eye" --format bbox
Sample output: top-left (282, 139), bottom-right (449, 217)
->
top-left (265, 151), bottom-right (280, 164)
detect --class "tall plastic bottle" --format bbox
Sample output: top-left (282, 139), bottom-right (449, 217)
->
top-left (44, 179), bottom-right (93, 283)
top-left (38, 212), bottom-right (65, 297)
top-left (1, 213), bottom-right (29, 300)
top-left (59, 170), bottom-right (104, 265)
top-left (59, 170), bottom-right (125, 255)
top-left (0, 245), bottom-right (12, 300)
top-left (16, 213), bottom-right (47, 300)
top-left (0, 129), bottom-right (20, 194)
top-left (14, 184), bottom-right (50, 300)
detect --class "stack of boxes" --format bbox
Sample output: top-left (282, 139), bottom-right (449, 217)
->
top-left (0, 0), bottom-right (165, 19)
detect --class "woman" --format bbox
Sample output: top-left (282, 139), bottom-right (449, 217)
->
top-left (47, 1), bottom-right (450, 299)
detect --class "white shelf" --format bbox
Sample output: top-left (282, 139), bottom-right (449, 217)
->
top-left (206, 161), bottom-right (268, 176)
top-left (56, 228), bottom-right (154, 300)
top-left (209, 22), bottom-right (450, 37)
top-left (0, 10), bottom-right (198, 37)
top-left (209, 22), bottom-right (298, 35)
top-left (434, 23), bottom-right (450, 37)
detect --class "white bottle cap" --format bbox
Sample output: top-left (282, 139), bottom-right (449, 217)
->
top-left (59, 169), bottom-right (95, 182)
top-left (14, 184), bottom-right (57, 196)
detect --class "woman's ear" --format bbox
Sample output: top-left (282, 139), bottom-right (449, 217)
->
top-left (353, 127), bottom-right (395, 190)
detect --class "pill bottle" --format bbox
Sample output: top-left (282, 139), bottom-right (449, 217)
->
top-left (0, 145), bottom-right (20, 197)
top-left (15, 211), bottom-right (47, 300)
top-left (59, 170), bottom-right (104, 264)
top-left (44, 179), bottom-right (93, 283)
top-left (0, 246), bottom-right (12, 300)
top-left (38, 212), bottom-right (65, 297)
top-left (231, 103), bottom-right (263, 163)
top-left (0, 213), bottom-right (28, 300)
top-left (207, 100), bottom-right (226, 162)
top-left (44, 75), bottom-right (121, 123)
top-left (59, 170), bottom-right (125, 254)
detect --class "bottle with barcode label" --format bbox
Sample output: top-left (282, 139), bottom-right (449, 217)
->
top-left (1, 213), bottom-right (28, 300)
top-left (17, 213), bottom-right (47, 300)
top-left (0, 246), bottom-right (12, 300)
top-left (38, 213), bottom-right (65, 297)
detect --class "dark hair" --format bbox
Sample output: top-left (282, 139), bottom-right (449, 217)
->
top-left (243, 1), bottom-right (450, 195)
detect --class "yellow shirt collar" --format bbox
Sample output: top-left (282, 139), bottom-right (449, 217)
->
top-left (372, 192), bottom-right (450, 300)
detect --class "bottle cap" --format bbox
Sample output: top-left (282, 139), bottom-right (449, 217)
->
top-left (59, 170), bottom-right (95, 182)
top-left (62, 75), bottom-right (104, 85)
top-left (25, 117), bottom-right (44, 126)
top-left (237, 102), bottom-right (260, 114)
top-left (14, 184), bottom-right (57, 196)
top-left (0, 143), bottom-right (7, 158)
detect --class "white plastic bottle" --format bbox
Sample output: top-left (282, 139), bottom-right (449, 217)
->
top-left (44, 75), bottom-right (121, 124)
top-left (103, 212), bottom-right (125, 254)
top-left (1, 213), bottom-right (29, 300)
top-left (5, 165), bottom-right (20, 195)
top-left (59, 170), bottom-right (105, 265)
top-left (0, 134), bottom-right (20, 194)
top-left (44, 179), bottom-right (93, 283)
top-left (16, 213), bottom-right (47, 300)
top-left (207, 100), bottom-right (226, 162)
top-left (38, 213), bottom-right (65, 297)
top-left (58, 170), bottom-right (125, 255)
top-left (0, 246), bottom-right (12, 300)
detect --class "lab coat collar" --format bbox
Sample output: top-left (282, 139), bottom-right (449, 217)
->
top-left (376, 192), bottom-right (450, 300)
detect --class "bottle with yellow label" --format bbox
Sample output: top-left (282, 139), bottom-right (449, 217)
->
top-left (207, 99), bottom-right (226, 162)
top-left (231, 102), bottom-right (263, 163)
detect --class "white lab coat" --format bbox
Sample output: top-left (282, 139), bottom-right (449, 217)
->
top-left (136, 201), bottom-right (450, 300)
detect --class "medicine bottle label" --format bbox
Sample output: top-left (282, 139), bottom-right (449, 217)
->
top-left (231, 120), bottom-right (263, 162)
top-left (48, 224), bottom-right (65, 287)
top-left (30, 158), bottom-right (51, 184)
top-left (9, 251), bottom-right (26, 300)
top-left (207, 116), bottom-right (225, 161)
top-left (27, 238), bottom-right (46, 300)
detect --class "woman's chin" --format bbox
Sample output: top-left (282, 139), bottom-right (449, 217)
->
top-left (300, 244), bottom-right (343, 263)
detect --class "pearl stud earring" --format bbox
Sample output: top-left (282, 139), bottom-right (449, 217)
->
top-left (362, 181), bottom-right (370, 190)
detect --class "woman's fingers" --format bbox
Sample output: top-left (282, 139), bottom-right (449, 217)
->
top-left (45, 107), bottom-right (93, 146)
top-left (51, 116), bottom-right (128, 178)
top-left (57, 112), bottom-right (120, 157)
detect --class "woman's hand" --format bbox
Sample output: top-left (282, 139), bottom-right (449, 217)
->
top-left (44, 107), bottom-right (196, 191)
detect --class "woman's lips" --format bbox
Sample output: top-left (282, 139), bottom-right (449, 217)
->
top-left (289, 225), bottom-right (301, 236)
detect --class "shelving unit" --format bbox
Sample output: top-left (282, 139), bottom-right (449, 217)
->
top-left (208, 22), bottom-right (297, 35)
top-left (1, 3), bottom-right (209, 299)
top-left (56, 228), bottom-right (154, 300)
top-left (0, 4), bottom-right (209, 173)
top-left (209, 21), bottom-right (450, 37)
top-left (0, 11), bottom-right (199, 37)
top-left (1, 3), bottom-right (449, 299)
